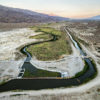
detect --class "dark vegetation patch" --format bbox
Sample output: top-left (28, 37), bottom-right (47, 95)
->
top-left (23, 69), bottom-right (61, 77)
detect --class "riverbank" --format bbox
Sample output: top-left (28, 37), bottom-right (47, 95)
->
top-left (27, 27), bottom-right (72, 61)
top-left (0, 27), bottom-right (85, 81)
top-left (30, 43), bottom-right (84, 77)
top-left (0, 28), bottom-right (41, 60)
top-left (0, 28), bottom-right (100, 100)
top-left (0, 22), bottom-right (100, 100)
top-left (0, 28), bottom-right (41, 83)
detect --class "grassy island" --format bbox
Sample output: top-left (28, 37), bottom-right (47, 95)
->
top-left (26, 26), bottom-right (72, 61)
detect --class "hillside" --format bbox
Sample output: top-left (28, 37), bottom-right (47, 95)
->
top-left (0, 5), bottom-right (69, 23)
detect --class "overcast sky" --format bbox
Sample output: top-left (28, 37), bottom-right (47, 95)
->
top-left (0, 0), bottom-right (100, 18)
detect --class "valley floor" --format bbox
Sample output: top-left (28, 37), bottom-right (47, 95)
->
top-left (0, 22), bottom-right (100, 100)
top-left (0, 27), bottom-right (84, 81)
top-left (0, 41), bottom-right (100, 100)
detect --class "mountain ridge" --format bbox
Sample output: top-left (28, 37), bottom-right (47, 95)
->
top-left (0, 5), bottom-right (69, 23)
top-left (88, 15), bottom-right (100, 20)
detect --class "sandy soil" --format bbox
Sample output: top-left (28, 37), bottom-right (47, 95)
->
top-left (31, 43), bottom-right (84, 77)
top-left (0, 40), bottom-right (100, 100)
top-left (0, 28), bottom-right (40, 83)
top-left (0, 28), bottom-right (40, 60)
top-left (0, 60), bottom-right (24, 83)
top-left (0, 27), bottom-right (84, 80)
top-left (0, 25), bottom-right (100, 100)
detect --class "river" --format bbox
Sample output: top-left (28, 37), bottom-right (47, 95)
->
top-left (0, 27), bottom-right (97, 92)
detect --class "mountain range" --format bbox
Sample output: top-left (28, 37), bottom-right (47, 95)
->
top-left (87, 15), bottom-right (100, 20)
top-left (0, 5), bottom-right (69, 23)
top-left (0, 5), bottom-right (100, 23)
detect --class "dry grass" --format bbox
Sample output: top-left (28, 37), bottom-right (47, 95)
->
top-left (27, 27), bottom-right (72, 61)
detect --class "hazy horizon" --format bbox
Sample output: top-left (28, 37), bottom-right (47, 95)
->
top-left (0, 0), bottom-right (100, 18)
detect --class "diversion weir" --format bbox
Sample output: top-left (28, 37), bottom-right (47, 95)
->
top-left (0, 27), bottom-right (97, 92)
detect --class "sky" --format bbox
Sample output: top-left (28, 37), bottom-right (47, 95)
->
top-left (0, 0), bottom-right (100, 18)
